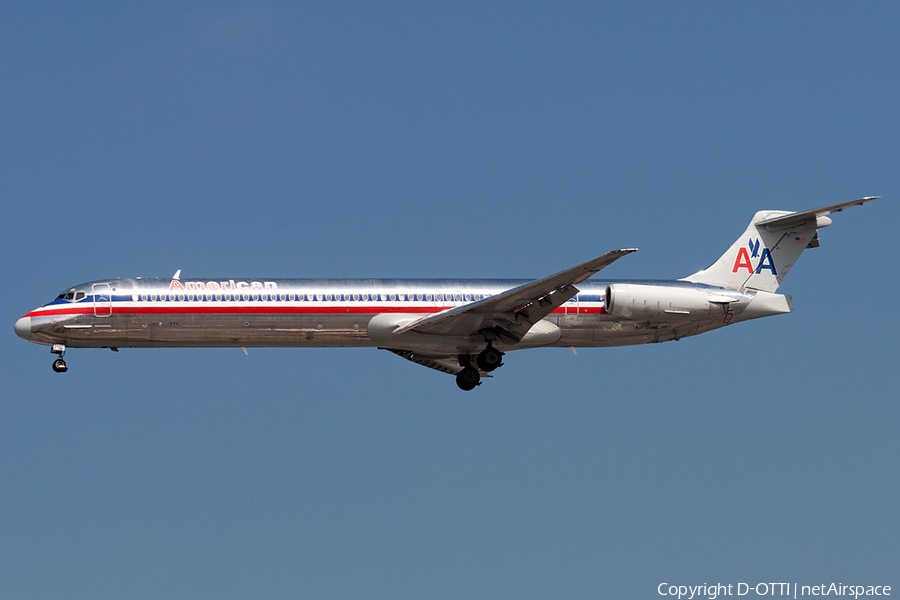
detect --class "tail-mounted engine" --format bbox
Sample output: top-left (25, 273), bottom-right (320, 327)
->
top-left (605, 284), bottom-right (733, 319)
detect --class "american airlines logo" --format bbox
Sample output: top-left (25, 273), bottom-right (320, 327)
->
top-left (169, 280), bottom-right (278, 292)
top-left (732, 237), bottom-right (776, 275)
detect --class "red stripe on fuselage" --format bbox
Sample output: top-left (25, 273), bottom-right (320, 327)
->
top-left (25, 305), bottom-right (608, 318)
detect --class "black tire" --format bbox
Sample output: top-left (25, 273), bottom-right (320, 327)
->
top-left (456, 366), bottom-right (480, 391)
top-left (52, 359), bottom-right (68, 373)
top-left (476, 347), bottom-right (503, 372)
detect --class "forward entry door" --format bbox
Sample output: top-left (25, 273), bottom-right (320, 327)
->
top-left (93, 283), bottom-right (112, 317)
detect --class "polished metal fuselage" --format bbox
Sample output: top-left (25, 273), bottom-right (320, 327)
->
top-left (19, 277), bottom-right (752, 355)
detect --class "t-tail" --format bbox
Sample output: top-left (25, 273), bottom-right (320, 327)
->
top-left (682, 197), bottom-right (881, 292)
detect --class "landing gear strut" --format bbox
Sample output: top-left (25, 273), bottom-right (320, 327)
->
top-left (456, 366), bottom-right (481, 391)
top-left (51, 344), bottom-right (67, 373)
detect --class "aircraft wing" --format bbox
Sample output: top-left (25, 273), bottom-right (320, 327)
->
top-left (383, 348), bottom-right (492, 377)
top-left (392, 249), bottom-right (637, 343)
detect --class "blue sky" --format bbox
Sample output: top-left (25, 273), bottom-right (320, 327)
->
top-left (2, 3), bottom-right (898, 598)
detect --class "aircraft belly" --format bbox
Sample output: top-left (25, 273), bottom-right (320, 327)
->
top-left (31, 308), bottom-right (727, 351)
top-left (36, 313), bottom-right (376, 348)
top-left (123, 313), bottom-right (374, 348)
top-left (555, 314), bottom-right (724, 347)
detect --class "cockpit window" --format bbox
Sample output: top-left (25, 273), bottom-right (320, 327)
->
top-left (75, 292), bottom-right (85, 301)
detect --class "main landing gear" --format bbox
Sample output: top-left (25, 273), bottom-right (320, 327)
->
top-left (455, 345), bottom-right (505, 391)
top-left (51, 344), bottom-right (68, 373)
top-left (476, 345), bottom-right (503, 372)
top-left (456, 367), bottom-right (480, 391)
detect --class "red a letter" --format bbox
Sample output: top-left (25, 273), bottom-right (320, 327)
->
top-left (732, 247), bottom-right (753, 273)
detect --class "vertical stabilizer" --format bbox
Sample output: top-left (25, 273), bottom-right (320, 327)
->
top-left (682, 211), bottom-right (815, 292)
top-left (681, 198), bottom-right (880, 292)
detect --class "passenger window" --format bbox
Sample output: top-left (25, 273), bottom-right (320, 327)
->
top-left (215, 293), bottom-right (222, 301)
top-left (141, 294), bottom-right (148, 301)
top-left (150, 294), bottom-right (157, 301)
top-left (353, 293), bottom-right (360, 301)
top-left (187, 294), bottom-right (194, 301)
top-left (464, 293), bottom-right (471, 301)
top-left (178, 294), bottom-right (186, 301)
top-left (252, 293), bottom-right (259, 301)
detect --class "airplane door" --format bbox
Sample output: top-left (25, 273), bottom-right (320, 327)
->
top-left (565, 295), bottom-right (579, 315)
top-left (93, 283), bottom-right (112, 317)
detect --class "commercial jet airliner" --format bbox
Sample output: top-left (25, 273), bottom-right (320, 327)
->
top-left (15, 197), bottom-right (879, 390)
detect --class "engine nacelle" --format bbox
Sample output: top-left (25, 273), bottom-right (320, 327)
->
top-left (605, 284), bottom-right (722, 319)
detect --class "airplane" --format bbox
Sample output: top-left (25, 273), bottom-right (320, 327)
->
top-left (14, 197), bottom-right (880, 390)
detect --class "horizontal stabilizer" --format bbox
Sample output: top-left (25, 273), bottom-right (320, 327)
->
top-left (758, 196), bottom-right (881, 231)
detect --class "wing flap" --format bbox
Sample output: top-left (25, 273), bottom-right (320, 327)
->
top-left (382, 348), bottom-right (491, 377)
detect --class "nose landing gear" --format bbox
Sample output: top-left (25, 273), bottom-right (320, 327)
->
top-left (50, 344), bottom-right (67, 373)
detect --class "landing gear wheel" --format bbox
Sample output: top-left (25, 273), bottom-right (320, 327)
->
top-left (52, 358), bottom-right (68, 373)
top-left (476, 346), bottom-right (503, 372)
top-left (456, 366), bottom-right (481, 391)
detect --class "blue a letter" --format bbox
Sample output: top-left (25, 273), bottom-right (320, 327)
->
top-left (755, 248), bottom-right (777, 275)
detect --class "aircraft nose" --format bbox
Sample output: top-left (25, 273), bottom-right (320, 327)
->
top-left (14, 316), bottom-right (32, 341)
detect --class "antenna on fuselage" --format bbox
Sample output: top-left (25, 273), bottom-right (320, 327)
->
top-left (172, 269), bottom-right (181, 279)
